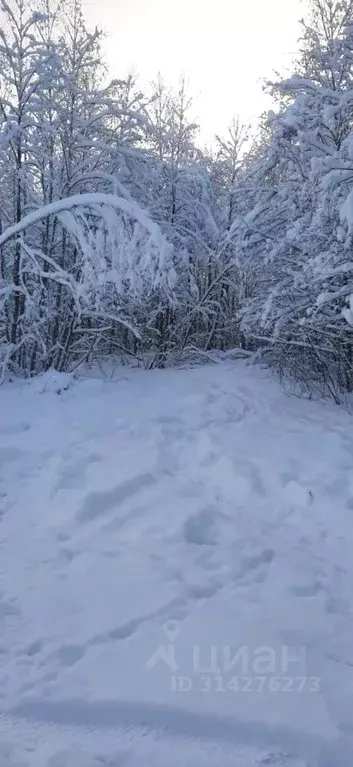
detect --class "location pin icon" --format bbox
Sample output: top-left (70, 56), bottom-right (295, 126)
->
top-left (163, 620), bottom-right (180, 642)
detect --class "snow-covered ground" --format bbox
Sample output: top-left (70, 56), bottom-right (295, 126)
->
top-left (1, 360), bottom-right (353, 766)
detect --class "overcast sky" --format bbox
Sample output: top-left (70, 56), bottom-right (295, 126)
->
top-left (82, 0), bottom-right (304, 144)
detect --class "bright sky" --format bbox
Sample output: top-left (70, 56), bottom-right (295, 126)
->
top-left (82, 0), bottom-right (304, 144)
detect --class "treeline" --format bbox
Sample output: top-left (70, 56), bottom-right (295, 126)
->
top-left (2, 0), bottom-right (353, 402)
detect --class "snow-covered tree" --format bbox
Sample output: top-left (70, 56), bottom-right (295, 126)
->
top-left (227, 0), bottom-right (353, 400)
top-left (0, 0), bottom-right (253, 378)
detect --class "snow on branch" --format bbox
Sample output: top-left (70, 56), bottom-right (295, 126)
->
top-left (0, 193), bottom-right (169, 255)
top-left (0, 193), bottom-right (176, 303)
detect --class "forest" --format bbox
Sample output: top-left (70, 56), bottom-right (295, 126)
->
top-left (1, 0), bottom-right (353, 402)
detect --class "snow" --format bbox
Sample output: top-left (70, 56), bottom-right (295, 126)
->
top-left (1, 360), bottom-right (353, 766)
top-left (0, 194), bottom-right (169, 254)
top-left (28, 371), bottom-right (74, 395)
top-left (340, 188), bottom-right (353, 232)
top-left (342, 294), bottom-right (353, 327)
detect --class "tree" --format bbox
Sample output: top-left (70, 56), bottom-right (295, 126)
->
top-left (0, 0), bottom-right (52, 352)
top-left (0, 0), bottom-right (252, 379)
top-left (230, 0), bottom-right (353, 399)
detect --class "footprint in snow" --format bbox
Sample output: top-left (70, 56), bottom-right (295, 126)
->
top-left (183, 506), bottom-right (219, 546)
top-left (78, 473), bottom-right (156, 523)
top-left (23, 639), bottom-right (44, 657)
top-left (54, 644), bottom-right (86, 666)
top-left (290, 581), bottom-right (322, 598)
top-left (234, 547), bottom-right (275, 584)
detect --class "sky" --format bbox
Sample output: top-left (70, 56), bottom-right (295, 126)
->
top-left (82, 0), bottom-right (304, 145)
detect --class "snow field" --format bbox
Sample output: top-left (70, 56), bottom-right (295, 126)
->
top-left (1, 361), bottom-right (353, 765)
